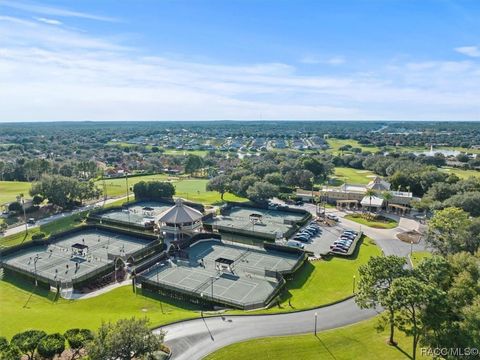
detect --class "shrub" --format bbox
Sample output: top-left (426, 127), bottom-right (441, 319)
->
top-left (7, 202), bottom-right (22, 213)
top-left (31, 233), bottom-right (46, 241)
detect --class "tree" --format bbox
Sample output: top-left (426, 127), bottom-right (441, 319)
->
top-left (132, 181), bottom-right (175, 200)
top-left (64, 329), bottom-right (94, 360)
top-left (0, 345), bottom-right (21, 360)
top-left (11, 330), bottom-right (46, 360)
top-left (7, 202), bottom-right (22, 213)
top-left (444, 191), bottom-right (480, 217)
top-left (36, 333), bottom-right (65, 360)
top-left (381, 191), bottom-right (393, 211)
top-left (263, 172), bottom-right (283, 186)
top-left (206, 175), bottom-right (230, 200)
top-left (87, 318), bottom-right (164, 360)
top-left (246, 182), bottom-right (278, 203)
top-left (386, 277), bottom-right (440, 360)
top-left (30, 175), bottom-right (99, 208)
top-left (364, 188), bottom-right (376, 212)
top-left (427, 207), bottom-right (473, 255)
top-left (184, 155), bottom-right (204, 176)
top-left (0, 338), bottom-right (7, 352)
top-left (355, 255), bottom-right (407, 345)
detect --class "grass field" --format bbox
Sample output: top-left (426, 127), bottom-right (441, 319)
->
top-left (204, 316), bottom-right (429, 360)
top-left (0, 211), bottom-right (88, 248)
top-left (0, 278), bottom-right (201, 339)
top-left (345, 214), bottom-right (398, 229)
top-left (410, 251), bottom-right (432, 268)
top-left (330, 167), bottom-right (374, 185)
top-left (242, 236), bottom-right (381, 314)
top-left (0, 237), bottom-right (381, 338)
top-left (0, 181), bottom-right (32, 205)
top-left (326, 139), bottom-right (380, 155)
top-left (97, 175), bottom-right (245, 204)
top-left (439, 167), bottom-right (480, 179)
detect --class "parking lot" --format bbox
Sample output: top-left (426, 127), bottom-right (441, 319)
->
top-left (284, 221), bottom-right (360, 256)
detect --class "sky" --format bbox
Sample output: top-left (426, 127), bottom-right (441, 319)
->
top-left (0, 0), bottom-right (480, 122)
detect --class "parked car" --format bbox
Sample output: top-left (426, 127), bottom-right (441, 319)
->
top-left (331, 246), bottom-right (347, 253)
top-left (294, 235), bottom-right (310, 243)
top-left (333, 240), bottom-right (352, 246)
top-left (287, 240), bottom-right (305, 249)
top-left (301, 229), bottom-right (316, 236)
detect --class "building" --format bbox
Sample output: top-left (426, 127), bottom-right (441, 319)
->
top-left (158, 199), bottom-right (203, 239)
top-left (297, 176), bottom-right (418, 214)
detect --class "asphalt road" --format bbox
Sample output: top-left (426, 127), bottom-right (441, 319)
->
top-left (157, 298), bottom-right (380, 360)
top-left (1, 196), bottom-right (128, 238)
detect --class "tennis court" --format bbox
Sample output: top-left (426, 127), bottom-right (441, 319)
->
top-left (1, 229), bottom-right (152, 284)
top-left (98, 201), bottom-right (171, 225)
top-left (204, 206), bottom-right (307, 238)
top-left (141, 239), bottom-right (303, 309)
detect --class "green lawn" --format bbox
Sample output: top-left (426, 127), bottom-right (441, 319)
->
top-left (345, 214), bottom-right (398, 229)
top-left (410, 251), bottom-right (432, 268)
top-left (0, 211), bottom-right (88, 248)
top-left (0, 278), bottom-right (201, 339)
top-left (326, 138), bottom-right (380, 155)
top-left (204, 316), bottom-right (429, 360)
top-left (0, 181), bottom-right (32, 205)
top-left (97, 175), bottom-right (245, 205)
top-left (240, 236), bottom-right (381, 314)
top-left (439, 167), bottom-right (480, 179)
top-left (0, 237), bottom-right (381, 338)
top-left (331, 167), bottom-right (375, 185)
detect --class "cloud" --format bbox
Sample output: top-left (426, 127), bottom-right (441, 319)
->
top-left (300, 55), bottom-right (345, 65)
top-left (0, 0), bottom-right (117, 22)
top-left (455, 46), bottom-right (480, 58)
top-left (35, 17), bottom-right (62, 26)
top-left (0, 12), bottom-right (479, 121)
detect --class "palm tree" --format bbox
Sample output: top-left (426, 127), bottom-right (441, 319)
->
top-left (365, 188), bottom-right (377, 214)
top-left (382, 191), bottom-right (393, 212)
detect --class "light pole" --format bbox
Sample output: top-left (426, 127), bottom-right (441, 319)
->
top-left (20, 195), bottom-right (27, 233)
top-left (314, 312), bottom-right (318, 336)
top-left (353, 275), bottom-right (356, 294)
top-left (125, 172), bottom-right (130, 203)
top-left (34, 255), bottom-right (40, 287)
top-left (410, 240), bottom-right (413, 257)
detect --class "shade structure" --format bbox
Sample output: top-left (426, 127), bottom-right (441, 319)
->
top-left (158, 199), bottom-right (203, 237)
top-left (360, 195), bottom-right (384, 208)
top-left (158, 199), bottom-right (203, 224)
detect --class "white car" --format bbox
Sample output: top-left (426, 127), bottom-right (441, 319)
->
top-left (286, 240), bottom-right (305, 249)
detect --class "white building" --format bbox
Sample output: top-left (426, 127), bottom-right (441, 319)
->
top-left (297, 176), bottom-right (418, 213)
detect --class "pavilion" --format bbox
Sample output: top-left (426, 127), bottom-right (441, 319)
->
top-left (158, 199), bottom-right (203, 239)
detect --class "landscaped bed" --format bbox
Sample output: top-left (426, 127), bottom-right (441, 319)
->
top-left (345, 214), bottom-right (398, 229)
